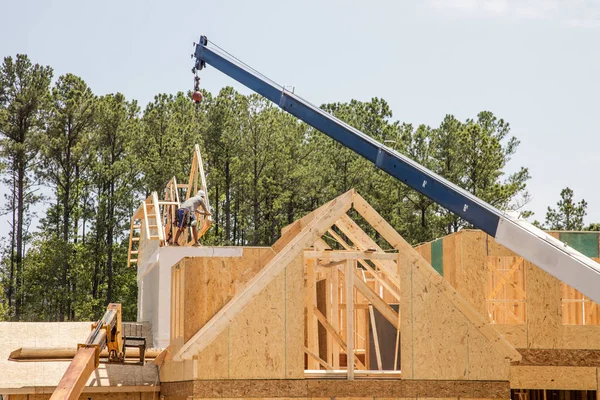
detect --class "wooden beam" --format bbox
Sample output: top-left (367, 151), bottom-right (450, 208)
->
top-left (334, 214), bottom-right (401, 287)
top-left (353, 270), bottom-right (399, 328)
top-left (327, 228), bottom-right (400, 299)
top-left (50, 347), bottom-right (96, 400)
top-left (8, 347), bottom-right (161, 361)
top-left (304, 346), bottom-right (333, 371)
top-left (368, 305), bottom-right (383, 371)
top-left (352, 192), bottom-right (522, 362)
top-left (304, 250), bottom-right (398, 260)
top-left (313, 305), bottom-right (366, 369)
top-left (174, 189), bottom-right (354, 360)
top-left (331, 267), bottom-right (340, 368)
top-left (305, 258), bottom-right (318, 369)
top-left (345, 259), bottom-right (355, 380)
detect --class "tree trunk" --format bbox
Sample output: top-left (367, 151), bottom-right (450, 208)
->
top-left (224, 156), bottom-right (231, 244)
top-left (15, 157), bottom-right (24, 320)
top-left (253, 160), bottom-right (259, 246)
top-left (8, 162), bottom-right (16, 315)
top-left (106, 180), bottom-right (115, 304)
top-left (60, 149), bottom-right (71, 321)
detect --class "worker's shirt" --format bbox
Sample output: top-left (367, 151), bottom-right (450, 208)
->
top-left (180, 195), bottom-right (209, 216)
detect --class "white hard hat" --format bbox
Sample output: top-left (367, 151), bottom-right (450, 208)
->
top-left (197, 190), bottom-right (206, 198)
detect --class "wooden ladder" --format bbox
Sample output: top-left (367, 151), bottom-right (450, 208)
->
top-left (127, 217), bottom-right (142, 268)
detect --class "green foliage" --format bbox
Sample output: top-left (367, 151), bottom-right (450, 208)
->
top-left (0, 54), bottom-right (533, 321)
top-left (543, 187), bottom-right (587, 231)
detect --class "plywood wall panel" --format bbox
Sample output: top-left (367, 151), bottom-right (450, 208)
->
top-left (510, 366), bottom-right (597, 390)
top-left (285, 254), bottom-right (305, 378)
top-left (526, 261), bottom-right (562, 349)
top-left (466, 323), bottom-right (511, 380)
top-left (228, 270), bottom-right (286, 378)
top-left (460, 231), bottom-right (488, 316)
top-left (494, 324), bottom-right (527, 348)
top-left (411, 265), bottom-right (469, 379)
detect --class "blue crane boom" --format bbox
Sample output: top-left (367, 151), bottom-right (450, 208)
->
top-left (192, 36), bottom-right (600, 304)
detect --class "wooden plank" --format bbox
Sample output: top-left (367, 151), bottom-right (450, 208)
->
top-left (285, 254), bottom-right (305, 379)
top-left (305, 257), bottom-right (318, 369)
top-left (49, 347), bottom-right (96, 400)
top-left (327, 228), bottom-right (401, 300)
top-left (352, 192), bottom-right (522, 362)
top-left (304, 250), bottom-right (398, 260)
top-left (174, 189), bottom-right (354, 360)
top-left (331, 267), bottom-right (340, 368)
top-left (304, 346), bottom-right (333, 371)
top-left (510, 366), bottom-right (598, 390)
top-left (152, 191), bottom-right (164, 242)
top-left (353, 270), bottom-right (399, 328)
top-left (345, 259), bottom-right (354, 380)
top-left (526, 260), bottom-right (562, 349)
top-left (325, 269), bottom-right (333, 365)
top-left (335, 214), bottom-right (401, 286)
top-left (313, 305), bottom-right (366, 369)
top-left (368, 305), bottom-right (382, 370)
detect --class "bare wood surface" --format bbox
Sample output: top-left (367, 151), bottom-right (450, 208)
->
top-left (175, 189), bottom-right (354, 360)
top-left (50, 347), bottom-right (96, 400)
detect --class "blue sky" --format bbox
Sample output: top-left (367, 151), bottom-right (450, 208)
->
top-left (1, 0), bottom-right (599, 238)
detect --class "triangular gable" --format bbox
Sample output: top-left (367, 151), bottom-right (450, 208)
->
top-left (173, 189), bottom-right (355, 360)
top-left (173, 189), bottom-right (520, 381)
top-left (351, 193), bottom-right (521, 365)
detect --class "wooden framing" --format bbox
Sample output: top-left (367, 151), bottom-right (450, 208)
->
top-left (174, 189), bottom-right (354, 360)
top-left (352, 192), bottom-right (521, 364)
top-left (416, 229), bottom-right (600, 351)
top-left (161, 189), bottom-right (533, 387)
top-left (345, 259), bottom-right (355, 380)
top-left (49, 347), bottom-right (96, 400)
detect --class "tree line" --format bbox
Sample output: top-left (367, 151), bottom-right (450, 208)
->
top-left (0, 54), bottom-right (588, 322)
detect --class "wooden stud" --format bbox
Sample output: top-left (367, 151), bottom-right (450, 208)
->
top-left (327, 228), bottom-right (401, 300)
top-left (304, 250), bottom-right (398, 260)
top-left (332, 267), bottom-right (340, 368)
top-left (335, 214), bottom-right (401, 286)
top-left (368, 305), bottom-right (383, 370)
top-left (345, 259), bottom-right (355, 380)
top-left (313, 305), bottom-right (366, 369)
top-left (325, 268), bottom-right (333, 366)
top-left (353, 269), bottom-right (399, 328)
top-left (305, 258), bottom-right (318, 369)
top-left (304, 346), bottom-right (333, 371)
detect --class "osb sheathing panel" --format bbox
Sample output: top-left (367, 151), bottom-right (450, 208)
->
top-left (525, 260), bottom-right (562, 349)
top-left (10, 395), bottom-right (156, 400)
top-left (562, 325), bottom-right (600, 349)
top-left (400, 256), bottom-right (510, 381)
top-left (442, 232), bottom-right (462, 289)
top-left (228, 268), bottom-right (285, 378)
top-left (458, 231), bottom-right (488, 316)
top-left (515, 348), bottom-right (600, 366)
top-left (163, 249), bottom-right (304, 380)
top-left (510, 366), bottom-right (599, 390)
top-left (415, 242), bottom-right (431, 264)
top-left (442, 230), bottom-right (600, 351)
top-left (284, 255), bottom-right (305, 378)
top-left (183, 248), bottom-right (274, 343)
top-left (494, 325), bottom-right (527, 348)
top-left (159, 379), bottom-right (510, 398)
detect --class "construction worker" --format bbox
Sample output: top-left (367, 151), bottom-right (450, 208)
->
top-left (172, 190), bottom-right (211, 246)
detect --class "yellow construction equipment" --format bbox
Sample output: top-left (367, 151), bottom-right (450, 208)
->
top-left (48, 303), bottom-right (146, 400)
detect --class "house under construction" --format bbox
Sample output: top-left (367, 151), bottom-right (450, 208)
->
top-left (1, 147), bottom-right (599, 400)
